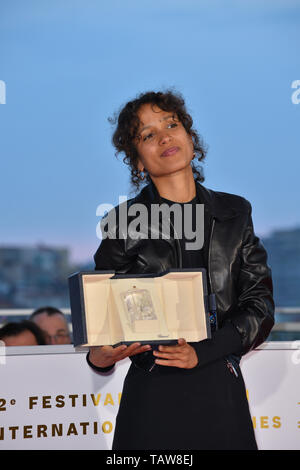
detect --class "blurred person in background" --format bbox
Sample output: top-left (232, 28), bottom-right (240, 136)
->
top-left (0, 320), bottom-right (46, 346)
top-left (30, 306), bottom-right (71, 345)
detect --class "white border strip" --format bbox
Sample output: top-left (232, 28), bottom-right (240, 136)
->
top-left (0, 341), bottom-right (298, 357)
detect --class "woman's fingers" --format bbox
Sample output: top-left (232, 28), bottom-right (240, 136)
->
top-left (113, 343), bottom-right (152, 361)
top-left (153, 350), bottom-right (183, 360)
top-left (98, 339), bottom-right (197, 369)
top-left (89, 343), bottom-right (152, 368)
top-left (157, 338), bottom-right (187, 353)
top-left (154, 358), bottom-right (183, 368)
top-left (129, 344), bottom-right (152, 357)
top-left (153, 339), bottom-right (198, 369)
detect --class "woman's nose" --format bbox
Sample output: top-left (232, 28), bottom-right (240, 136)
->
top-left (159, 131), bottom-right (172, 145)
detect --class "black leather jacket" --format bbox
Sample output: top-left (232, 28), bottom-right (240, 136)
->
top-left (94, 181), bottom-right (275, 356)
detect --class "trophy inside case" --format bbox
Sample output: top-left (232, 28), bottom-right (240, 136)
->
top-left (110, 277), bottom-right (171, 342)
top-left (121, 286), bottom-right (159, 332)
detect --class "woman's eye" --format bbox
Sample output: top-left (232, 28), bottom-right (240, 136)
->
top-left (143, 133), bottom-right (153, 141)
top-left (142, 123), bottom-right (177, 141)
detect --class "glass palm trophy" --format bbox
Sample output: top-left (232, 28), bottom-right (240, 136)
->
top-left (121, 285), bottom-right (170, 337)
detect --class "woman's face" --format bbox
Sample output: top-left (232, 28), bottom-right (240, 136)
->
top-left (134, 103), bottom-right (194, 180)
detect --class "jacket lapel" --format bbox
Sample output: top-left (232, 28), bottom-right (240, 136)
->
top-left (196, 183), bottom-right (241, 221)
top-left (129, 181), bottom-right (241, 273)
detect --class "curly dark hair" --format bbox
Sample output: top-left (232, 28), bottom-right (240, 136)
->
top-left (108, 89), bottom-right (208, 192)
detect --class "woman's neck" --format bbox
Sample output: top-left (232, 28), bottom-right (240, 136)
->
top-left (151, 166), bottom-right (196, 203)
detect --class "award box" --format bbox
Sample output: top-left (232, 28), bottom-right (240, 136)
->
top-left (68, 269), bottom-right (212, 347)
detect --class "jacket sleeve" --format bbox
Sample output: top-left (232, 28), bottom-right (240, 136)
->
top-left (191, 201), bottom-right (275, 368)
top-left (94, 205), bottom-right (135, 273)
top-left (226, 202), bottom-right (275, 354)
top-left (94, 237), bottom-right (133, 272)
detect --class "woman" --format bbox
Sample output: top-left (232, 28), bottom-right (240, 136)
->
top-left (87, 90), bottom-right (274, 450)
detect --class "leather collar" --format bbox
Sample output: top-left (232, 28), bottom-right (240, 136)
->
top-left (133, 180), bottom-right (241, 221)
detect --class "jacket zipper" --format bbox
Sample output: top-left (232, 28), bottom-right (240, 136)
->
top-left (174, 231), bottom-right (183, 268)
top-left (208, 218), bottom-right (218, 331)
top-left (172, 212), bottom-right (215, 274)
top-left (168, 214), bottom-right (182, 268)
top-left (226, 358), bottom-right (239, 378)
top-left (208, 217), bottom-right (215, 294)
top-left (157, 194), bottom-right (182, 269)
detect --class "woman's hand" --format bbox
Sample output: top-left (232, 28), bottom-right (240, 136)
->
top-left (89, 342), bottom-right (152, 369)
top-left (153, 338), bottom-right (198, 369)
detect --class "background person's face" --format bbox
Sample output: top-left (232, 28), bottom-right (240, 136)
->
top-left (33, 313), bottom-right (71, 345)
top-left (3, 330), bottom-right (38, 346)
top-left (135, 103), bottom-right (194, 181)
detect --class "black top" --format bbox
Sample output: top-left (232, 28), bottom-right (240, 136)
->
top-left (160, 195), bottom-right (206, 271)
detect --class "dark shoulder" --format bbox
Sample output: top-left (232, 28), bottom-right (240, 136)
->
top-left (197, 183), bottom-right (252, 220)
top-left (211, 189), bottom-right (251, 211)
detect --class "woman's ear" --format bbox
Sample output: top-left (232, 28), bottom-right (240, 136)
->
top-left (188, 134), bottom-right (195, 159)
top-left (137, 160), bottom-right (144, 172)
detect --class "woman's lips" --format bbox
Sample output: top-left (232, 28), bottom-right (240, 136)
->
top-left (161, 146), bottom-right (179, 157)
